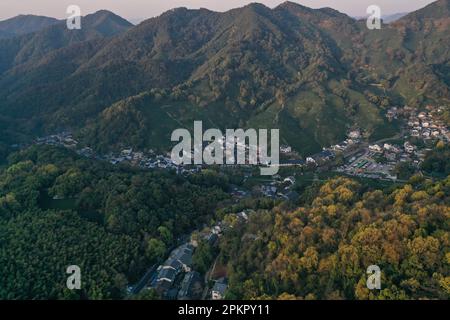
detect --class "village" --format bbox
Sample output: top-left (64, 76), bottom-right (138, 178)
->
top-left (32, 103), bottom-right (449, 196)
top-left (336, 105), bottom-right (449, 181)
top-left (28, 104), bottom-right (449, 300)
top-left (35, 132), bottom-right (202, 176)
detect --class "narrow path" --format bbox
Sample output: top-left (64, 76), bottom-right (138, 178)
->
top-left (201, 256), bottom-right (219, 300)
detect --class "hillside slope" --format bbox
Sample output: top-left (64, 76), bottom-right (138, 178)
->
top-left (0, 1), bottom-right (448, 155)
top-left (0, 14), bottom-right (60, 39)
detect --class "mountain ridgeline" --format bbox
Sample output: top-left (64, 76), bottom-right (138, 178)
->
top-left (0, 1), bottom-right (449, 155)
top-left (0, 14), bottom-right (60, 39)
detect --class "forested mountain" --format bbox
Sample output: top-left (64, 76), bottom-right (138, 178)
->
top-left (0, 14), bottom-right (60, 39)
top-left (0, 1), bottom-right (448, 155)
top-left (360, 0), bottom-right (450, 107)
top-left (0, 10), bottom-right (132, 73)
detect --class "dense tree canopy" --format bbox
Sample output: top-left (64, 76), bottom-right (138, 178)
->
top-left (422, 143), bottom-right (450, 177)
top-left (0, 145), bottom-right (228, 299)
top-left (219, 176), bottom-right (450, 300)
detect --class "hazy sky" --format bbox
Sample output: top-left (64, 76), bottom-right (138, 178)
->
top-left (0, 0), bottom-right (436, 21)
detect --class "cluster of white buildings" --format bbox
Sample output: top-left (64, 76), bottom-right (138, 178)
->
top-left (35, 132), bottom-right (79, 149)
top-left (330, 130), bottom-right (362, 153)
top-left (107, 148), bottom-right (174, 169)
top-left (35, 133), bottom-right (204, 175)
top-left (405, 107), bottom-right (449, 142)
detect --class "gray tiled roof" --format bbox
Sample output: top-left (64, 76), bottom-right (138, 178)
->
top-left (212, 282), bottom-right (227, 295)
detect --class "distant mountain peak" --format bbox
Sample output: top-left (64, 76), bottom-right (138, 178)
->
top-left (84, 10), bottom-right (132, 26)
top-left (317, 7), bottom-right (346, 17)
top-left (79, 10), bottom-right (133, 37)
top-left (242, 2), bottom-right (270, 9)
top-left (238, 2), bottom-right (274, 19)
top-left (0, 14), bottom-right (59, 39)
top-left (1, 13), bottom-right (58, 21)
top-left (159, 6), bottom-right (191, 17)
top-left (276, 1), bottom-right (310, 10)
top-left (274, 1), bottom-right (353, 26)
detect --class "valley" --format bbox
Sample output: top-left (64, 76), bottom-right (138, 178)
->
top-left (0, 0), bottom-right (449, 302)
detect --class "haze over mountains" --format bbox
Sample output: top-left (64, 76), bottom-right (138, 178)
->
top-left (0, 0), bottom-right (449, 156)
top-left (382, 13), bottom-right (408, 23)
top-left (353, 12), bottom-right (408, 23)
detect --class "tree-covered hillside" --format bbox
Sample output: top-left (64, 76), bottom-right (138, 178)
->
top-left (0, 14), bottom-right (60, 40)
top-left (0, 145), bottom-right (228, 299)
top-left (219, 176), bottom-right (450, 300)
